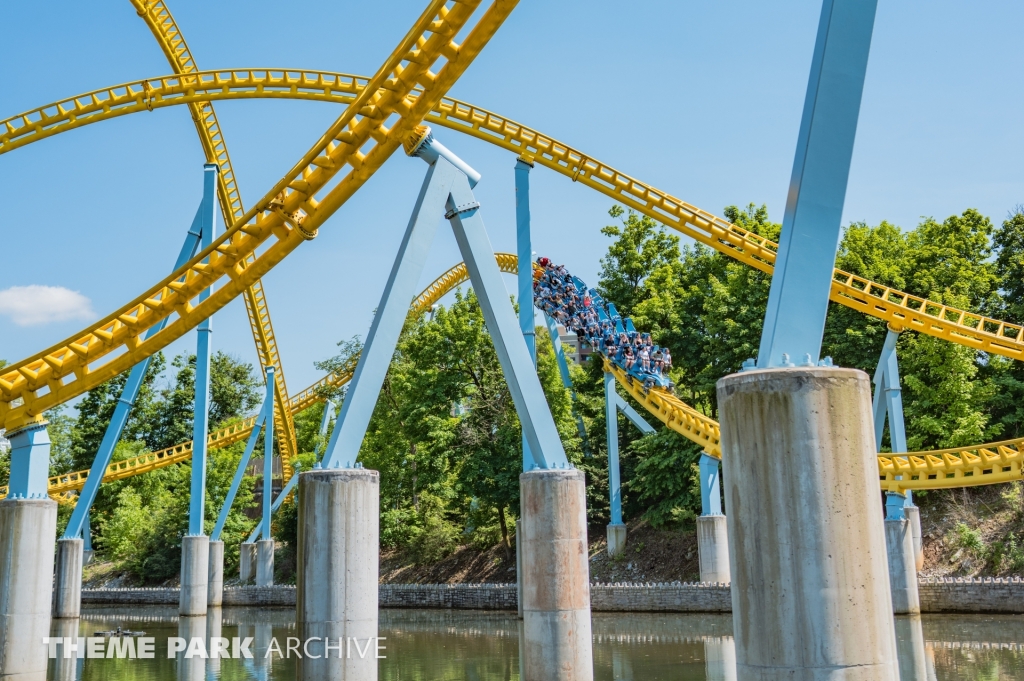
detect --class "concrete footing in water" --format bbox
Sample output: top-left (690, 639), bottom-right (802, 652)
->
top-left (256, 539), bottom-right (274, 587)
top-left (179, 535), bottom-right (209, 616)
top-left (905, 505), bottom-right (924, 570)
top-left (606, 523), bottom-right (627, 558)
top-left (718, 367), bottom-right (898, 680)
top-left (0, 497), bottom-right (58, 678)
top-left (520, 468), bottom-right (594, 681)
top-left (53, 537), bottom-right (83, 619)
top-left (886, 518), bottom-right (921, 615)
top-left (696, 515), bottom-right (730, 584)
top-left (297, 468), bottom-right (379, 681)
top-left (208, 540), bottom-right (224, 607)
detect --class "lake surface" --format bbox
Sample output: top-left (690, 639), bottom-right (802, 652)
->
top-left (45, 606), bottom-right (1024, 680)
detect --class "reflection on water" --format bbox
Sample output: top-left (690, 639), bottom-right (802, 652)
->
top-left (44, 607), bottom-right (1024, 680)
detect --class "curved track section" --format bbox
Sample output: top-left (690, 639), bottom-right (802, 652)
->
top-left (2, 254), bottom-right (520, 498)
top-left (132, 0), bottom-right (300, 474)
top-left (0, 0), bottom-right (517, 432)
top-left (4, 71), bottom-right (1022, 369)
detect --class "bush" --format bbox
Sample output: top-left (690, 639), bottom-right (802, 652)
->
top-left (407, 493), bottom-right (460, 565)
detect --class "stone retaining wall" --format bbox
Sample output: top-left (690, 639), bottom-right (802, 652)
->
top-left (78, 578), bottom-right (1024, 613)
top-left (918, 576), bottom-right (1024, 613)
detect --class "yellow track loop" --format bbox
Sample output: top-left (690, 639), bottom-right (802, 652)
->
top-left (0, 254), bottom-right (519, 498)
top-left (0, 0), bottom-right (518, 433)
top-left (132, 0), bottom-right (299, 476)
top-left (4, 73), bottom-right (1022, 366)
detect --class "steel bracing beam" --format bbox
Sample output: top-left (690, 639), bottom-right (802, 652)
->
top-left (188, 163), bottom-right (218, 537)
top-left (63, 180), bottom-right (208, 540)
top-left (699, 453), bottom-right (723, 517)
top-left (322, 130), bottom-right (568, 471)
top-left (261, 366), bottom-right (276, 539)
top-left (758, 0), bottom-right (879, 368)
top-left (211, 401), bottom-right (268, 541)
top-left (874, 327), bottom-right (914, 518)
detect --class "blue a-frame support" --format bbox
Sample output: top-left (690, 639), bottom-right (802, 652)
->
top-left (320, 129), bottom-right (568, 471)
top-left (62, 164), bottom-right (217, 540)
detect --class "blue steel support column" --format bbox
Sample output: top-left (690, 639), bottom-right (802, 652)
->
top-left (874, 329), bottom-right (910, 490)
top-left (699, 454), bottom-right (723, 517)
top-left (603, 373), bottom-right (623, 526)
top-left (756, 0), bottom-right (878, 368)
top-left (188, 163), bottom-right (219, 536)
top-left (210, 404), bottom-right (268, 541)
top-left (6, 421), bottom-right (51, 498)
top-left (63, 207), bottom-right (205, 539)
top-left (262, 367), bottom-right (276, 538)
top-left (516, 157), bottom-right (537, 472)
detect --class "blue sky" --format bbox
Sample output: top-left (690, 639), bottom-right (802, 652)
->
top-left (1, 0), bottom-right (1023, 402)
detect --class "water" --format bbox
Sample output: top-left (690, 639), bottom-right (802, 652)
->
top-left (45, 607), bottom-right (1024, 680)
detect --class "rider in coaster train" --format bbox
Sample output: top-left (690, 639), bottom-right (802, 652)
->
top-left (532, 257), bottom-right (674, 392)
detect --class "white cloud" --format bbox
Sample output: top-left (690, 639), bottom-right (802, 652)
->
top-left (0, 285), bottom-right (96, 327)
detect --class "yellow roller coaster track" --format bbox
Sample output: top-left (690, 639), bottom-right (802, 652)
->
top-left (0, 0), bottom-right (517, 433)
top-left (5, 68), bottom-right (1024, 374)
top-left (131, 0), bottom-right (299, 477)
top-left (0, 254), bottom-right (520, 500)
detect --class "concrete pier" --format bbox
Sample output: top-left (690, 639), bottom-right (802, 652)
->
top-left (885, 518), bottom-right (920, 614)
top-left (905, 505), bottom-right (924, 570)
top-left (297, 468), bottom-right (379, 681)
top-left (717, 367), bottom-right (898, 681)
top-left (208, 540), bottom-right (224, 607)
top-left (53, 538), bottom-right (83, 619)
top-left (519, 468), bottom-right (593, 681)
top-left (606, 523), bottom-right (627, 558)
top-left (516, 520), bottom-right (524, 619)
top-left (179, 535), bottom-right (209, 616)
top-left (696, 516), bottom-right (731, 584)
top-left (0, 497), bottom-right (58, 678)
top-left (239, 542), bottom-right (256, 583)
top-left (256, 539), bottom-right (274, 587)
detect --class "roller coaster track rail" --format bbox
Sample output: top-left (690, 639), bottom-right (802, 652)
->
top-left (0, 0), bottom-right (518, 433)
